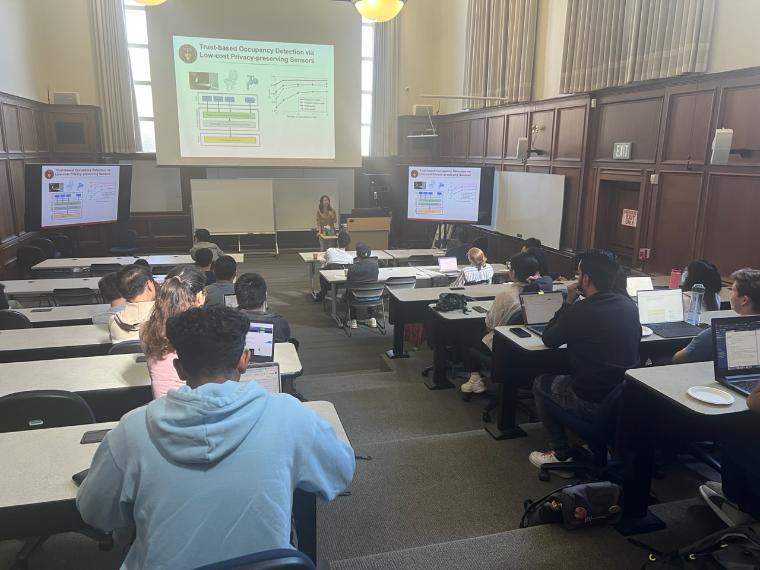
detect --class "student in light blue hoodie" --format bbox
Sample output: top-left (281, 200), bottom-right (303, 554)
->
top-left (76, 307), bottom-right (355, 569)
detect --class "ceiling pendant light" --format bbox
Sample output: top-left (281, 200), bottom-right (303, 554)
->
top-left (134, 0), bottom-right (168, 5)
top-left (352, 0), bottom-right (406, 23)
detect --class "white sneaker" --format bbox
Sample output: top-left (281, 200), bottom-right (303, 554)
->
top-left (367, 317), bottom-right (377, 328)
top-left (460, 373), bottom-right (486, 394)
top-left (699, 481), bottom-right (754, 527)
top-left (528, 450), bottom-right (574, 478)
top-left (349, 319), bottom-right (358, 329)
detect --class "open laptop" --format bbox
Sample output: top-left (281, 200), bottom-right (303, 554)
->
top-left (245, 321), bottom-right (275, 366)
top-left (519, 291), bottom-right (565, 336)
top-left (240, 362), bottom-right (282, 394)
top-left (437, 256), bottom-right (460, 277)
top-left (712, 316), bottom-right (760, 397)
top-left (637, 289), bottom-right (703, 338)
top-left (626, 276), bottom-right (654, 298)
top-left (224, 294), bottom-right (238, 308)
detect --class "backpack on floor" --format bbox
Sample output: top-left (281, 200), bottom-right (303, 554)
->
top-left (520, 481), bottom-right (623, 530)
top-left (433, 293), bottom-right (468, 313)
top-left (635, 523), bottom-right (760, 569)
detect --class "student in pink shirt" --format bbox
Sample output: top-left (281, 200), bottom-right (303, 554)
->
top-left (140, 266), bottom-right (207, 398)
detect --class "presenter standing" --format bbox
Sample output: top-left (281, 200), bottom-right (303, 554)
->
top-left (316, 195), bottom-right (338, 251)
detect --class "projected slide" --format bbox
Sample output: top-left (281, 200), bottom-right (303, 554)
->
top-left (407, 166), bottom-right (482, 222)
top-left (173, 36), bottom-right (335, 159)
top-left (40, 165), bottom-right (120, 228)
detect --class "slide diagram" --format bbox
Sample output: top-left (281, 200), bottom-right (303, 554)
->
top-left (41, 165), bottom-right (120, 227)
top-left (196, 93), bottom-right (261, 147)
top-left (269, 78), bottom-right (329, 117)
top-left (407, 167), bottom-right (482, 222)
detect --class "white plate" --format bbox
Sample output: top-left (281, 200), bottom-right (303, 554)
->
top-left (687, 386), bottom-right (735, 406)
top-left (641, 326), bottom-right (653, 337)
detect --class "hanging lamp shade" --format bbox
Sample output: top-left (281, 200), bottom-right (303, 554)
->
top-left (352, 0), bottom-right (406, 22)
top-left (133, 0), bottom-right (168, 5)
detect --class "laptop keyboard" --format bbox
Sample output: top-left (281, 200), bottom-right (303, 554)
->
top-left (731, 378), bottom-right (760, 395)
top-left (648, 322), bottom-right (702, 338)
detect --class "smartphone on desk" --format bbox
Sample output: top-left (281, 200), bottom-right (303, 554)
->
top-left (72, 468), bottom-right (89, 487)
top-left (472, 306), bottom-right (488, 313)
top-left (31, 308), bottom-right (53, 312)
top-left (510, 327), bottom-right (532, 339)
top-left (80, 429), bottom-right (111, 444)
top-left (449, 286), bottom-right (465, 291)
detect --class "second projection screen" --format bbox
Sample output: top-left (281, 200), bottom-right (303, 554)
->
top-left (173, 36), bottom-right (335, 159)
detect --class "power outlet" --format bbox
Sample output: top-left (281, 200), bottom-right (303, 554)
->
top-left (638, 248), bottom-right (651, 261)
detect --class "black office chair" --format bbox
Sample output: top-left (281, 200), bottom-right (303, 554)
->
top-left (109, 227), bottom-right (138, 256)
top-left (537, 384), bottom-right (622, 482)
top-left (45, 233), bottom-right (76, 257)
top-left (0, 310), bottom-right (32, 330)
top-left (472, 237), bottom-right (489, 256)
top-left (192, 549), bottom-right (316, 570)
top-left (344, 282), bottom-right (387, 337)
top-left (0, 390), bottom-right (112, 568)
top-left (90, 263), bottom-right (123, 277)
top-left (52, 287), bottom-right (100, 306)
top-left (405, 255), bottom-right (438, 267)
top-left (17, 245), bottom-right (48, 278)
top-left (29, 237), bottom-right (60, 259)
top-left (108, 339), bottom-right (143, 355)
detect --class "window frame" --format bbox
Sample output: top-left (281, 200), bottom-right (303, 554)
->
top-left (360, 20), bottom-right (374, 157)
top-left (124, 3), bottom-right (155, 153)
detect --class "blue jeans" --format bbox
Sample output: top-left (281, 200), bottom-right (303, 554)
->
top-left (532, 374), bottom-right (600, 459)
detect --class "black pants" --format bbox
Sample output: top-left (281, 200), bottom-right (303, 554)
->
top-left (723, 440), bottom-right (760, 518)
top-left (463, 340), bottom-right (491, 373)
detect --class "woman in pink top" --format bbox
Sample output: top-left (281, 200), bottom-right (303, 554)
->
top-left (140, 266), bottom-right (207, 398)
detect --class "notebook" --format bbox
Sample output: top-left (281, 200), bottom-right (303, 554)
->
top-left (519, 291), bottom-right (564, 336)
top-left (636, 289), bottom-right (703, 338)
top-left (240, 362), bottom-right (282, 394)
top-left (437, 256), bottom-right (460, 276)
top-left (224, 294), bottom-right (238, 308)
top-left (626, 276), bottom-right (654, 298)
top-left (712, 316), bottom-right (760, 397)
top-left (246, 321), bottom-right (275, 364)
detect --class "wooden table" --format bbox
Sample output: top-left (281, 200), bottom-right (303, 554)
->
top-left (31, 254), bottom-right (245, 275)
top-left (0, 400), bottom-right (347, 562)
top-left (0, 324), bottom-right (111, 363)
top-left (15, 305), bottom-right (110, 327)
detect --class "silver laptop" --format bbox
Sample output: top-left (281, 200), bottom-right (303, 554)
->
top-left (712, 316), bottom-right (760, 397)
top-left (246, 321), bottom-right (275, 365)
top-left (637, 289), bottom-right (702, 338)
top-left (241, 362), bottom-right (282, 394)
top-left (626, 276), bottom-right (654, 298)
top-left (437, 256), bottom-right (460, 277)
top-left (519, 291), bottom-right (564, 336)
top-left (224, 294), bottom-right (239, 308)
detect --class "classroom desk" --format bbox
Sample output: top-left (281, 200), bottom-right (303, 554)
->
top-left (4, 276), bottom-right (166, 304)
top-left (386, 283), bottom-right (508, 359)
top-left (0, 324), bottom-right (111, 363)
top-left (385, 249), bottom-right (446, 263)
top-left (0, 400), bottom-right (347, 563)
top-left (298, 250), bottom-right (395, 298)
top-left (31, 254), bottom-right (245, 275)
top-left (14, 304), bottom-right (110, 327)
top-left (0, 343), bottom-right (303, 421)
top-left (617, 362), bottom-right (757, 533)
top-left (487, 311), bottom-right (725, 440)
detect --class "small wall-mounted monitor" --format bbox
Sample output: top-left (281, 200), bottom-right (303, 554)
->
top-left (24, 164), bottom-right (132, 230)
top-left (406, 165), bottom-right (494, 225)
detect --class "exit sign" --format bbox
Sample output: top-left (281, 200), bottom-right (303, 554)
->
top-left (613, 142), bottom-right (632, 160)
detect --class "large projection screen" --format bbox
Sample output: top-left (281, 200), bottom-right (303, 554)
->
top-left (147, 0), bottom-right (361, 168)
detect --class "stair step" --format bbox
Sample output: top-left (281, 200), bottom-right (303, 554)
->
top-left (298, 371), bottom-right (402, 400)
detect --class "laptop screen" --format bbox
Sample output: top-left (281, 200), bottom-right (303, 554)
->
top-left (224, 294), bottom-right (238, 308)
top-left (240, 363), bottom-right (281, 393)
top-left (438, 257), bottom-right (458, 273)
top-left (246, 322), bottom-right (275, 362)
top-left (713, 316), bottom-right (760, 376)
top-left (626, 276), bottom-right (654, 298)
top-left (637, 289), bottom-right (684, 325)
top-left (520, 292), bottom-right (564, 325)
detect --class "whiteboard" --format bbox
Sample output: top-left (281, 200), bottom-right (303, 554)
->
top-left (190, 179), bottom-right (274, 234)
top-left (273, 178), bottom-right (339, 231)
top-left (493, 172), bottom-right (565, 250)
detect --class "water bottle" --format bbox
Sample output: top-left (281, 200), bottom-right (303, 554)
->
top-left (686, 283), bottom-right (705, 325)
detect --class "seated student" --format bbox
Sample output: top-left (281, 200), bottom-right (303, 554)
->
top-left (140, 266), bottom-right (207, 398)
top-left (673, 268), bottom-right (760, 364)
top-left (194, 248), bottom-right (217, 286)
top-left (235, 272), bottom-right (291, 342)
top-left (205, 255), bottom-right (237, 308)
top-left (525, 245), bottom-right (550, 278)
top-left (460, 252), bottom-right (553, 394)
top-left (133, 258), bottom-right (151, 271)
top-left (324, 230), bottom-right (353, 266)
top-left (521, 237), bottom-right (542, 252)
top-left (682, 259), bottom-right (723, 312)
top-left (346, 242), bottom-right (380, 329)
top-left (190, 228), bottom-right (224, 261)
top-left (92, 272), bottom-right (127, 325)
top-left (109, 265), bottom-right (157, 343)
top-left (77, 307), bottom-right (355, 569)
top-left (0, 283), bottom-right (22, 310)
top-left (529, 249), bottom-right (641, 473)
top-left (445, 227), bottom-right (471, 264)
top-left (451, 247), bottom-right (493, 287)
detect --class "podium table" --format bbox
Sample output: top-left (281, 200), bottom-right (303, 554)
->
top-left (346, 216), bottom-right (391, 250)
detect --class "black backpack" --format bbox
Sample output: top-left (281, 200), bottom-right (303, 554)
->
top-left (521, 481), bottom-right (623, 530)
top-left (635, 523), bottom-right (760, 569)
top-left (433, 293), bottom-right (469, 313)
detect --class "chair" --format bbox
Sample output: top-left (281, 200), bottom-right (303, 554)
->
top-left (344, 282), bottom-right (387, 337)
top-left (537, 384), bottom-right (622, 482)
top-left (0, 310), bottom-right (32, 330)
top-left (52, 287), bottom-right (100, 306)
top-left (17, 245), bottom-right (48, 277)
top-left (109, 227), bottom-right (138, 256)
top-left (46, 233), bottom-right (76, 257)
top-left (0, 390), bottom-right (112, 567)
top-left (108, 339), bottom-right (143, 355)
top-left (405, 255), bottom-right (438, 267)
top-left (472, 237), bottom-right (489, 256)
top-left (90, 263), bottom-right (123, 277)
top-left (192, 549), bottom-right (316, 570)
top-left (383, 275), bottom-right (417, 293)
top-left (29, 237), bottom-right (60, 259)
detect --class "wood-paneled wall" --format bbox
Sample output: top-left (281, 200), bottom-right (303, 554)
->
top-left (399, 67), bottom-right (760, 278)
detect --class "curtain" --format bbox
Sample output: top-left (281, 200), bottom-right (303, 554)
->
top-left (91, 0), bottom-right (139, 153)
top-left (369, 18), bottom-right (400, 157)
top-left (463, 0), bottom-right (538, 109)
top-left (561, 0), bottom-right (717, 94)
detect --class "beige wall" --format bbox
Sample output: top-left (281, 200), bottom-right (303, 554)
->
top-left (708, 0), bottom-right (760, 73)
top-left (0, 0), bottom-right (48, 102)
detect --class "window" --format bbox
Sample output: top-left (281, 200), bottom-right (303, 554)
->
top-left (124, 0), bottom-right (155, 152)
top-left (361, 20), bottom-right (375, 157)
